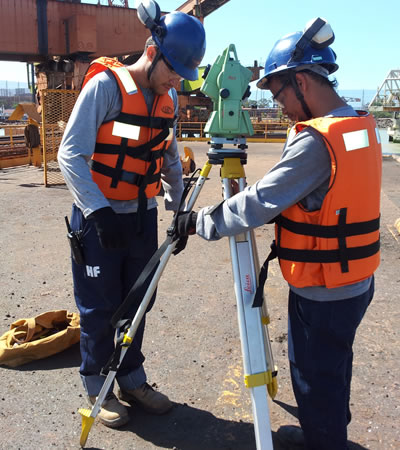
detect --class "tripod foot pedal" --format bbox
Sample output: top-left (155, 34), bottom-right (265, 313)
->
top-left (79, 408), bottom-right (95, 447)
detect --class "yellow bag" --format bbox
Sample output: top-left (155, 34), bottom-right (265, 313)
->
top-left (0, 310), bottom-right (80, 367)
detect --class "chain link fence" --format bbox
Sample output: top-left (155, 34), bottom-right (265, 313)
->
top-left (41, 89), bottom-right (79, 186)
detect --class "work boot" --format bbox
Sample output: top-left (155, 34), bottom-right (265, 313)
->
top-left (88, 392), bottom-right (130, 428)
top-left (118, 383), bottom-right (173, 415)
top-left (276, 425), bottom-right (305, 448)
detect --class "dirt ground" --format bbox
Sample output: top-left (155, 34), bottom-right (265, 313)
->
top-left (0, 142), bottom-right (399, 450)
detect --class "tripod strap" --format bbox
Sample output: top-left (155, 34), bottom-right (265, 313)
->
top-left (110, 235), bottom-right (173, 328)
top-left (110, 169), bottom-right (200, 328)
top-left (252, 241), bottom-right (278, 308)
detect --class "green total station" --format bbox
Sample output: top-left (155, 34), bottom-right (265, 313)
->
top-left (201, 44), bottom-right (254, 138)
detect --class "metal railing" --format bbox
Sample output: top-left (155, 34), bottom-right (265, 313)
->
top-left (0, 124), bottom-right (26, 149)
top-left (176, 121), bottom-right (288, 142)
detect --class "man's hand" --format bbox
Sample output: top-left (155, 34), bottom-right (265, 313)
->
top-left (172, 211), bottom-right (197, 256)
top-left (87, 207), bottom-right (130, 249)
top-left (174, 211), bottom-right (197, 237)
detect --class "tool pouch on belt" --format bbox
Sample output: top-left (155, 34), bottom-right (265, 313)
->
top-left (0, 310), bottom-right (80, 367)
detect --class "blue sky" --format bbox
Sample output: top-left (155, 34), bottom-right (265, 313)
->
top-left (0, 0), bottom-right (398, 97)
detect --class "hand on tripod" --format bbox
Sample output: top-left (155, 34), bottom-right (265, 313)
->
top-left (172, 211), bottom-right (198, 255)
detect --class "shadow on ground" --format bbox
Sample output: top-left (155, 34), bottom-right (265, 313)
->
top-left (118, 402), bottom-right (262, 450)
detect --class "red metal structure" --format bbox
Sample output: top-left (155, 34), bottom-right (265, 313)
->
top-left (0, 0), bottom-right (149, 62)
top-left (0, 0), bottom-right (231, 63)
top-left (0, 0), bottom-right (232, 91)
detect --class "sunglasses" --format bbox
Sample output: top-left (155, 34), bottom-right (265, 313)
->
top-left (272, 80), bottom-right (290, 107)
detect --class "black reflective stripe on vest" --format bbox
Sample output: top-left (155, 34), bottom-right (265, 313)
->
top-left (94, 143), bottom-right (163, 161)
top-left (111, 137), bottom-right (128, 188)
top-left (276, 239), bottom-right (380, 264)
top-left (276, 214), bottom-right (380, 238)
top-left (94, 126), bottom-right (170, 159)
top-left (276, 209), bottom-right (380, 273)
top-left (92, 126), bottom-right (170, 192)
top-left (115, 112), bottom-right (174, 130)
top-left (88, 159), bottom-right (161, 187)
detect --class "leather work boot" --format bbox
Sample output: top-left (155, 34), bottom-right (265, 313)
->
top-left (276, 425), bottom-right (305, 448)
top-left (118, 383), bottom-right (173, 415)
top-left (89, 392), bottom-right (130, 428)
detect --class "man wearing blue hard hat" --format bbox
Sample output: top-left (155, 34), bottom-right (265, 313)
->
top-left (176, 18), bottom-right (381, 449)
top-left (58, 0), bottom-right (205, 428)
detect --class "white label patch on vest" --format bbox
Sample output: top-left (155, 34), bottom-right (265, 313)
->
top-left (112, 121), bottom-right (140, 140)
top-left (113, 66), bottom-right (137, 95)
top-left (375, 128), bottom-right (381, 144)
top-left (342, 129), bottom-right (369, 151)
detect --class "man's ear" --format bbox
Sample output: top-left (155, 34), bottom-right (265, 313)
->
top-left (146, 45), bottom-right (157, 62)
top-left (295, 72), bottom-right (308, 94)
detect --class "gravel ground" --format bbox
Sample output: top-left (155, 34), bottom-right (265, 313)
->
top-left (0, 143), bottom-right (399, 450)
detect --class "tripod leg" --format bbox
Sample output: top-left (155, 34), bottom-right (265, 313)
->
top-left (185, 161), bottom-right (212, 211)
top-left (77, 161), bottom-right (213, 446)
top-left (250, 232), bottom-right (278, 399)
top-left (79, 343), bottom-right (128, 447)
top-left (221, 171), bottom-right (274, 450)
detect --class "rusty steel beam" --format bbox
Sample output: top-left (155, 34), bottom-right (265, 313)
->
top-left (0, 0), bottom-right (149, 62)
top-left (176, 0), bottom-right (231, 18)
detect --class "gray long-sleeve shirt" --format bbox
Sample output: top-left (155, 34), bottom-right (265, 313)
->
top-left (196, 105), bottom-right (371, 301)
top-left (58, 70), bottom-right (184, 218)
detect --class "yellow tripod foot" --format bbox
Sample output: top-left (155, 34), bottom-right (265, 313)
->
top-left (267, 373), bottom-right (278, 399)
top-left (79, 408), bottom-right (95, 448)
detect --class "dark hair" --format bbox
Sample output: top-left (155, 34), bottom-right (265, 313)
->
top-left (270, 69), bottom-right (338, 89)
top-left (299, 69), bottom-right (338, 89)
top-left (145, 36), bottom-right (158, 49)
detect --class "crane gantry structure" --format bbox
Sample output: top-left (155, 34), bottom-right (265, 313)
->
top-left (369, 69), bottom-right (400, 143)
top-left (369, 69), bottom-right (400, 111)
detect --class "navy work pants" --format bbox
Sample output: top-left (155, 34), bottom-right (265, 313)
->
top-left (70, 204), bottom-right (158, 396)
top-left (288, 279), bottom-right (374, 450)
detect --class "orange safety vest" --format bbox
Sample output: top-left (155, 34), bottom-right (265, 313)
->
top-left (275, 112), bottom-right (382, 289)
top-left (82, 57), bottom-right (175, 201)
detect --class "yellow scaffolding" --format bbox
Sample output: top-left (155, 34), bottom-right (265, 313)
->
top-left (41, 89), bottom-right (79, 186)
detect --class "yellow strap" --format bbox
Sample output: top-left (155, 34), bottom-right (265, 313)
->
top-left (244, 370), bottom-right (273, 388)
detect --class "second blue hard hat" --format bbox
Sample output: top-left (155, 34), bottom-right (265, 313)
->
top-left (257, 19), bottom-right (338, 89)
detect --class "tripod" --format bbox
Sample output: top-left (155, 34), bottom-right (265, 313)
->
top-left (78, 137), bottom-right (277, 449)
top-left (201, 137), bottom-right (277, 449)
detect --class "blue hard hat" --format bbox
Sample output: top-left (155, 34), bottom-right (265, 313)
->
top-left (152, 11), bottom-right (206, 81)
top-left (257, 30), bottom-right (338, 89)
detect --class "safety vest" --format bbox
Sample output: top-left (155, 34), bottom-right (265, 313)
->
top-left (82, 57), bottom-right (175, 201)
top-left (275, 112), bottom-right (382, 289)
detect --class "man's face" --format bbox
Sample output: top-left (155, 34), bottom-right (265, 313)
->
top-left (268, 76), bottom-right (308, 122)
top-left (149, 52), bottom-right (183, 95)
